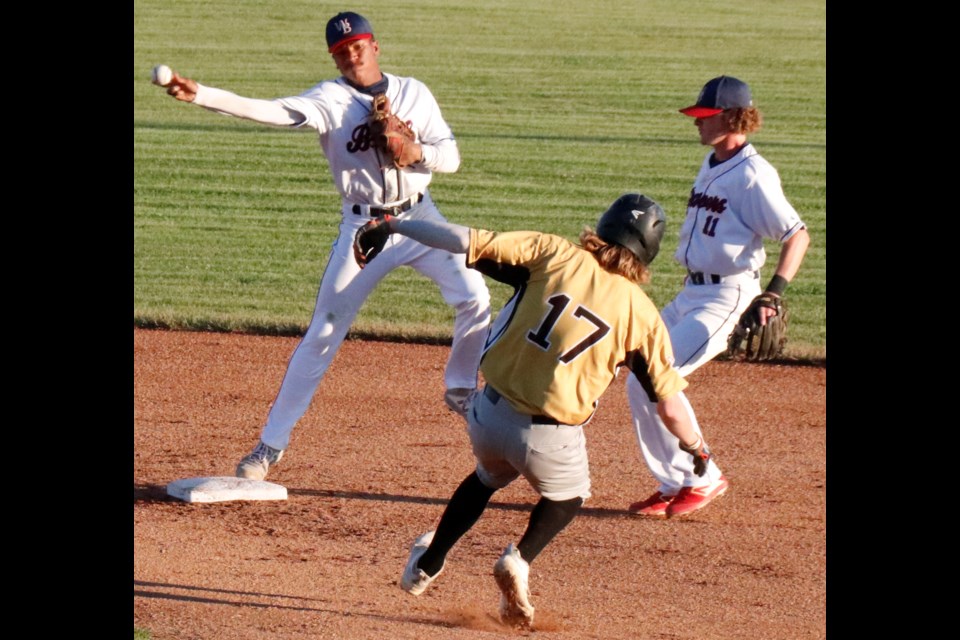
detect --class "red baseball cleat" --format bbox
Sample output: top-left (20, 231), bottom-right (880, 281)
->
top-left (666, 476), bottom-right (729, 518)
top-left (628, 490), bottom-right (676, 517)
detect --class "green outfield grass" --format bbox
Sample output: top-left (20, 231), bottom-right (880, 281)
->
top-left (134, 0), bottom-right (826, 359)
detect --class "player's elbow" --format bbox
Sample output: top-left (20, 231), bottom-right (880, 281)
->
top-left (792, 227), bottom-right (811, 253)
top-left (656, 392), bottom-right (693, 428)
top-left (785, 226), bottom-right (810, 252)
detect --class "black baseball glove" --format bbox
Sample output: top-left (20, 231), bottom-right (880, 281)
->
top-left (679, 436), bottom-right (712, 477)
top-left (727, 293), bottom-right (789, 361)
top-left (352, 215), bottom-right (394, 268)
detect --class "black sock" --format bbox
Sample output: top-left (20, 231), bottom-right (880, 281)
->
top-left (417, 471), bottom-right (496, 577)
top-left (516, 496), bottom-right (583, 564)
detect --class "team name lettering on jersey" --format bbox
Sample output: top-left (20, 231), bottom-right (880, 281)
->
top-left (688, 189), bottom-right (727, 214)
top-left (346, 123), bottom-right (375, 153)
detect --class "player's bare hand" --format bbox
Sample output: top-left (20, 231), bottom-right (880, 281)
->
top-left (738, 292), bottom-right (781, 329)
top-left (394, 141), bottom-right (424, 169)
top-left (727, 293), bottom-right (789, 361)
top-left (757, 303), bottom-right (778, 327)
top-left (167, 73), bottom-right (199, 103)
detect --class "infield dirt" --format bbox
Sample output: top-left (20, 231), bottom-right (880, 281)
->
top-left (134, 328), bottom-right (826, 640)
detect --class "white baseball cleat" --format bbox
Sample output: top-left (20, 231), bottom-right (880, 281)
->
top-left (493, 543), bottom-right (535, 629)
top-left (401, 531), bottom-right (444, 596)
top-left (235, 441), bottom-right (284, 481)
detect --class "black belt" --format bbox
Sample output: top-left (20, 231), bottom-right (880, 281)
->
top-left (351, 193), bottom-right (423, 218)
top-left (687, 270), bottom-right (760, 285)
top-left (483, 385), bottom-right (566, 426)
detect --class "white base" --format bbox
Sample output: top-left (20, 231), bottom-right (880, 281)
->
top-left (166, 476), bottom-right (288, 503)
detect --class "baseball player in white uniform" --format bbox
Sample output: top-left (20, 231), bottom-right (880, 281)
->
top-left (159, 11), bottom-right (491, 480)
top-left (627, 76), bottom-right (810, 518)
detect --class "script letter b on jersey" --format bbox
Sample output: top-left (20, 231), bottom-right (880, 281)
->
top-left (346, 123), bottom-right (373, 153)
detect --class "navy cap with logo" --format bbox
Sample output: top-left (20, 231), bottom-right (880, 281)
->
top-left (326, 11), bottom-right (374, 53)
top-left (679, 76), bottom-right (752, 118)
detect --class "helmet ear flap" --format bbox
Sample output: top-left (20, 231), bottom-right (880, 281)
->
top-left (595, 193), bottom-right (666, 264)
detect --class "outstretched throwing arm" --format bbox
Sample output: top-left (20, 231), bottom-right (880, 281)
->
top-left (353, 217), bottom-right (471, 267)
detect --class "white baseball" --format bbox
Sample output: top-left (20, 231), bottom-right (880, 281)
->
top-left (151, 64), bottom-right (173, 87)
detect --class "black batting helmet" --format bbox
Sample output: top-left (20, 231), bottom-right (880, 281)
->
top-left (595, 193), bottom-right (666, 265)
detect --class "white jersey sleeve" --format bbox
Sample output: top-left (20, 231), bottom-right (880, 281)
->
top-left (737, 157), bottom-right (805, 243)
top-left (192, 84), bottom-right (306, 127)
top-left (389, 80), bottom-right (460, 173)
top-left (275, 73), bottom-right (459, 205)
top-left (274, 81), bottom-right (343, 134)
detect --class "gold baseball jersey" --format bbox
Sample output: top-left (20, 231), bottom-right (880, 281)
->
top-left (468, 229), bottom-right (687, 425)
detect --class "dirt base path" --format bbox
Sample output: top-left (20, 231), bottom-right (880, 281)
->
top-left (134, 328), bottom-right (826, 640)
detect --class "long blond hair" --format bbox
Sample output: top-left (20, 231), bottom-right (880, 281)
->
top-left (579, 229), bottom-right (651, 285)
top-left (723, 106), bottom-right (763, 134)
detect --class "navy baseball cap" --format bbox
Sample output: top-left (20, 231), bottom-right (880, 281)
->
top-left (679, 76), bottom-right (753, 118)
top-left (326, 12), bottom-right (374, 53)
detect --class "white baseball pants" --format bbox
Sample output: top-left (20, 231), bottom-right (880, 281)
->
top-left (260, 192), bottom-right (491, 450)
top-left (626, 276), bottom-right (761, 491)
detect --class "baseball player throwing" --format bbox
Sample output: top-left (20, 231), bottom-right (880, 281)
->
top-left (627, 76), bottom-right (810, 518)
top-left (354, 194), bottom-right (717, 628)
top-left (158, 11), bottom-right (491, 480)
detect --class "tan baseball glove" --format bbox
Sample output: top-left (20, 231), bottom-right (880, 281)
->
top-left (727, 293), bottom-right (790, 361)
top-left (369, 93), bottom-right (419, 169)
